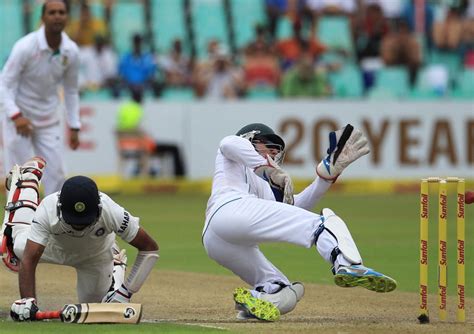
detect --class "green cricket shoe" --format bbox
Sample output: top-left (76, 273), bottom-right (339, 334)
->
top-left (233, 287), bottom-right (280, 321)
top-left (334, 265), bottom-right (397, 293)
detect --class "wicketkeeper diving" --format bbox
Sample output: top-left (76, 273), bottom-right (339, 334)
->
top-left (202, 123), bottom-right (397, 321)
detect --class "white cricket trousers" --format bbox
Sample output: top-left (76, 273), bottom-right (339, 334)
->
top-left (12, 226), bottom-right (113, 303)
top-left (203, 197), bottom-right (330, 289)
top-left (2, 119), bottom-right (66, 195)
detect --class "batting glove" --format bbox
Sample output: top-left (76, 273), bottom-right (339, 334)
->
top-left (316, 124), bottom-right (370, 182)
top-left (113, 248), bottom-right (128, 267)
top-left (10, 297), bottom-right (39, 321)
top-left (254, 155), bottom-right (294, 205)
top-left (103, 284), bottom-right (133, 303)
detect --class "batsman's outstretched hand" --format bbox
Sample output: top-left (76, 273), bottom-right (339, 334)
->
top-left (254, 155), bottom-right (294, 205)
top-left (10, 297), bottom-right (39, 321)
top-left (103, 284), bottom-right (133, 303)
top-left (316, 124), bottom-right (370, 182)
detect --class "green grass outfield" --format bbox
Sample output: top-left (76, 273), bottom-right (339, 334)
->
top-left (116, 191), bottom-right (472, 295)
top-left (1, 190), bottom-right (473, 332)
top-left (1, 322), bottom-right (225, 333)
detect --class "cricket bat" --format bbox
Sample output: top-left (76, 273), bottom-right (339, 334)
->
top-left (35, 303), bottom-right (142, 324)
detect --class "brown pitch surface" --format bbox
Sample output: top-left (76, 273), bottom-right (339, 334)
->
top-left (1, 265), bottom-right (473, 333)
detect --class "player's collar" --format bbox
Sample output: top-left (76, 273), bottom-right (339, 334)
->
top-left (37, 26), bottom-right (49, 51)
top-left (37, 25), bottom-right (67, 53)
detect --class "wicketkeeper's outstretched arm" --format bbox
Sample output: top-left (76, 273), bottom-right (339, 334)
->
top-left (316, 124), bottom-right (370, 182)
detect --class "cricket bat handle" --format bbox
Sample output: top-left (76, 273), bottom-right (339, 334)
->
top-left (36, 310), bottom-right (61, 320)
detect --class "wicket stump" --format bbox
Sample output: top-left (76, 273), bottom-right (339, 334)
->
top-left (418, 177), bottom-right (465, 324)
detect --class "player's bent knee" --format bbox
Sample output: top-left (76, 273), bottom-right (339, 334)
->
top-left (319, 208), bottom-right (362, 264)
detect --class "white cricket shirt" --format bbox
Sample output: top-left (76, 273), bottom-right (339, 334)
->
top-left (28, 192), bottom-right (140, 266)
top-left (205, 135), bottom-right (275, 221)
top-left (0, 26), bottom-right (81, 128)
top-left (204, 135), bottom-right (333, 227)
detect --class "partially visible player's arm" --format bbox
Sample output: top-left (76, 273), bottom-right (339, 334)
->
top-left (220, 135), bottom-right (294, 204)
top-left (0, 40), bottom-right (27, 120)
top-left (125, 228), bottom-right (158, 293)
top-left (129, 227), bottom-right (159, 252)
top-left (10, 240), bottom-right (45, 321)
top-left (295, 125), bottom-right (370, 210)
top-left (219, 135), bottom-right (267, 167)
top-left (0, 40), bottom-right (33, 136)
top-left (63, 47), bottom-right (81, 149)
top-left (104, 227), bottom-right (158, 303)
top-left (254, 155), bottom-right (294, 205)
top-left (316, 124), bottom-right (370, 181)
top-left (19, 239), bottom-right (45, 298)
top-left (294, 176), bottom-right (332, 210)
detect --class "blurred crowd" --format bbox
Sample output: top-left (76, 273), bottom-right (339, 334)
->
top-left (31, 0), bottom-right (474, 100)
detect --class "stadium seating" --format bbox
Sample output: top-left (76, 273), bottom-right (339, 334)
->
top-left (367, 87), bottom-right (399, 100)
top-left (230, 0), bottom-right (266, 50)
top-left (317, 16), bottom-right (354, 56)
top-left (276, 16), bottom-right (293, 40)
top-left (429, 50), bottom-right (461, 84)
top-left (452, 69), bottom-right (474, 99)
top-left (161, 87), bottom-right (195, 100)
top-left (190, 0), bottom-right (229, 59)
top-left (329, 65), bottom-right (363, 98)
top-left (369, 67), bottom-right (410, 99)
top-left (246, 86), bottom-right (278, 100)
top-left (30, 3), bottom-right (42, 29)
top-left (0, 1), bottom-right (23, 66)
top-left (89, 1), bottom-right (105, 18)
top-left (152, 0), bottom-right (187, 53)
top-left (81, 89), bottom-right (112, 101)
top-left (111, 2), bottom-right (146, 54)
top-left (3, 0), bottom-right (470, 102)
top-left (410, 65), bottom-right (449, 100)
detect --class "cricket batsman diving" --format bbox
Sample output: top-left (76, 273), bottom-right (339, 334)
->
top-left (0, 157), bottom-right (159, 321)
top-left (202, 123), bottom-right (397, 321)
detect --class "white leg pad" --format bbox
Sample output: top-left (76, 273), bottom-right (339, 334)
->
top-left (3, 165), bottom-right (21, 232)
top-left (4, 158), bottom-right (45, 228)
top-left (5, 172), bottom-right (39, 225)
top-left (316, 208), bottom-right (362, 265)
top-left (1, 158), bottom-right (46, 272)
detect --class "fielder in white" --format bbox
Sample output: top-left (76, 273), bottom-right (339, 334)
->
top-left (0, 0), bottom-right (80, 195)
top-left (0, 157), bottom-right (159, 321)
top-left (203, 123), bottom-right (397, 321)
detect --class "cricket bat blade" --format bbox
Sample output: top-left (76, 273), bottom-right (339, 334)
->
top-left (36, 303), bottom-right (142, 324)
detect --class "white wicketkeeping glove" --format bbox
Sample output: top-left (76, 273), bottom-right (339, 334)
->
top-left (10, 297), bottom-right (39, 321)
top-left (316, 124), bottom-right (370, 181)
top-left (254, 155), bottom-right (294, 205)
top-left (103, 283), bottom-right (133, 303)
